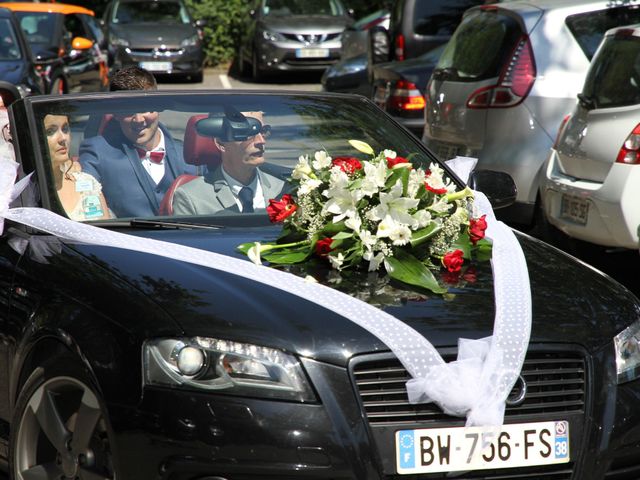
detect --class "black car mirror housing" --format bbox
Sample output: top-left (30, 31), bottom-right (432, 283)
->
top-left (468, 170), bottom-right (517, 210)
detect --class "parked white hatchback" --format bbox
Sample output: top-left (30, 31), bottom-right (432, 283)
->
top-left (423, 0), bottom-right (640, 228)
top-left (541, 25), bottom-right (640, 250)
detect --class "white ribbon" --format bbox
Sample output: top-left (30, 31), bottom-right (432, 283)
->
top-left (0, 154), bottom-right (531, 427)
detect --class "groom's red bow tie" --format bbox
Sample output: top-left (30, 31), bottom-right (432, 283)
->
top-left (136, 148), bottom-right (165, 164)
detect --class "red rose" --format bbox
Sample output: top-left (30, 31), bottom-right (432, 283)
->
top-left (386, 156), bottom-right (411, 168)
top-left (442, 249), bottom-right (464, 273)
top-left (425, 183), bottom-right (448, 195)
top-left (332, 156), bottom-right (362, 174)
top-left (266, 194), bottom-right (297, 223)
top-left (315, 237), bottom-right (333, 256)
top-left (469, 215), bottom-right (488, 245)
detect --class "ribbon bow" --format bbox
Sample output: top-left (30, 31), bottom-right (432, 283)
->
top-left (136, 148), bottom-right (164, 164)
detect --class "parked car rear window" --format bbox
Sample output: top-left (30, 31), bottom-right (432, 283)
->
top-left (566, 6), bottom-right (640, 60)
top-left (434, 10), bottom-right (522, 81)
top-left (413, 0), bottom-right (482, 36)
top-left (582, 33), bottom-right (640, 108)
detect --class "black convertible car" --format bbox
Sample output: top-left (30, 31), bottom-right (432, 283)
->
top-left (0, 87), bottom-right (640, 480)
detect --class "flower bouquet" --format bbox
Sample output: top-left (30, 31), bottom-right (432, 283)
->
top-left (238, 141), bottom-right (491, 294)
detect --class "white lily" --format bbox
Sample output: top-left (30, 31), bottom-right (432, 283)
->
top-left (292, 155), bottom-right (313, 180)
top-left (312, 150), bottom-right (332, 170)
top-left (247, 242), bottom-right (263, 265)
top-left (345, 215), bottom-right (362, 232)
top-left (383, 149), bottom-right (397, 159)
top-left (370, 180), bottom-right (418, 225)
top-left (322, 169), bottom-right (362, 222)
top-left (359, 229), bottom-right (377, 250)
top-left (364, 251), bottom-right (385, 271)
top-left (329, 252), bottom-right (345, 270)
top-left (361, 160), bottom-right (387, 197)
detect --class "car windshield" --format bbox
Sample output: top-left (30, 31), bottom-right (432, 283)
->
top-left (112, 1), bottom-right (190, 24)
top-left (0, 18), bottom-right (21, 60)
top-left (262, 0), bottom-right (345, 17)
top-left (15, 12), bottom-right (58, 48)
top-left (26, 92), bottom-right (441, 224)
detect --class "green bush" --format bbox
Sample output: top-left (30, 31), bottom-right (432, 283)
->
top-left (185, 0), bottom-right (249, 67)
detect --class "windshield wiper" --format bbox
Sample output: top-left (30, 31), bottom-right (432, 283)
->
top-left (99, 219), bottom-right (224, 230)
top-left (432, 67), bottom-right (459, 81)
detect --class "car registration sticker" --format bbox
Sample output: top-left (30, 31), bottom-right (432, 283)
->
top-left (296, 48), bottom-right (329, 58)
top-left (139, 61), bottom-right (172, 72)
top-left (396, 420), bottom-right (569, 474)
top-left (560, 194), bottom-right (588, 225)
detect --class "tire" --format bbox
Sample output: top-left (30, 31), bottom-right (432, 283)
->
top-left (50, 77), bottom-right (65, 95)
top-left (190, 70), bottom-right (204, 83)
top-left (251, 49), bottom-right (263, 82)
top-left (9, 355), bottom-right (117, 480)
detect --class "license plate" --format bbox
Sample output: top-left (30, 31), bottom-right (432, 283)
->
top-left (560, 194), bottom-right (588, 225)
top-left (139, 61), bottom-right (172, 72)
top-left (396, 420), bottom-right (569, 474)
top-left (296, 48), bottom-right (329, 58)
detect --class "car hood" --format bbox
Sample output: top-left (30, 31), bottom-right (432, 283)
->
top-left (260, 16), bottom-right (349, 34)
top-left (110, 23), bottom-right (196, 47)
top-left (70, 226), bottom-right (639, 367)
top-left (0, 61), bottom-right (26, 84)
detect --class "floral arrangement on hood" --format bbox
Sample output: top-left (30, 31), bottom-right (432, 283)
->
top-left (238, 140), bottom-right (490, 294)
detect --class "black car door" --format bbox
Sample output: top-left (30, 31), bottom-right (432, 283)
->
top-left (62, 13), bottom-right (102, 93)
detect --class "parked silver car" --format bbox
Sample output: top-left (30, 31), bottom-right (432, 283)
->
top-left (541, 24), bottom-right (640, 250)
top-left (422, 0), bottom-right (640, 226)
top-left (103, 0), bottom-right (206, 82)
top-left (237, 0), bottom-right (352, 80)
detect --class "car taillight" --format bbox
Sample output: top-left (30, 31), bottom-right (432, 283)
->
top-left (616, 123), bottom-right (640, 164)
top-left (388, 79), bottom-right (426, 111)
top-left (394, 34), bottom-right (405, 61)
top-left (553, 114), bottom-right (571, 149)
top-left (466, 35), bottom-right (536, 109)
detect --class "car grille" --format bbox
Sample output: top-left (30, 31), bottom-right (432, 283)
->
top-left (281, 32), bottom-right (341, 43)
top-left (352, 351), bottom-right (586, 426)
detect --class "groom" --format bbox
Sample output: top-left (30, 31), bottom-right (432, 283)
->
top-left (79, 66), bottom-right (197, 218)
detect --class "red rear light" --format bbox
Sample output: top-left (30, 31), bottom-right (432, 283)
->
top-left (388, 79), bottom-right (426, 111)
top-left (553, 114), bottom-right (571, 149)
top-left (616, 123), bottom-right (640, 164)
top-left (467, 35), bottom-right (536, 109)
top-left (394, 34), bottom-right (405, 61)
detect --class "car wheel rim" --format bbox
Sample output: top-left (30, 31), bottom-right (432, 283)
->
top-left (14, 376), bottom-right (115, 480)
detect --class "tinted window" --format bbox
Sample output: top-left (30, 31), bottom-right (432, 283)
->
top-left (566, 6), bottom-right (640, 60)
top-left (435, 10), bottom-right (522, 81)
top-left (583, 33), bottom-right (640, 108)
top-left (112, 1), bottom-right (190, 24)
top-left (17, 12), bottom-right (58, 46)
top-left (413, 0), bottom-right (482, 36)
top-left (262, 0), bottom-right (345, 17)
top-left (0, 18), bottom-right (21, 60)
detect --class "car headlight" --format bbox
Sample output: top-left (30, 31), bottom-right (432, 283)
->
top-left (111, 35), bottom-right (129, 47)
top-left (262, 29), bottom-right (286, 42)
top-left (144, 337), bottom-right (316, 402)
top-left (181, 34), bottom-right (199, 47)
top-left (614, 320), bottom-right (640, 383)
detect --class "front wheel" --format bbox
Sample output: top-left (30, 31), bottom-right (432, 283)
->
top-left (10, 356), bottom-right (117, 480)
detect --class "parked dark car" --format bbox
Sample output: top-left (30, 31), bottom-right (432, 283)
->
top-left (1, 88), bottom-right (640, 479)
top-left (372, 42), bottom-right (445, 135)
top-left (4, 2), bottom-right (108, 94)
top-left (0, 7), bottom-right (44, 97)
top-left (237, 0), bottom-right (353, 80)
top-left (102, 0), bottom-right (206, 82)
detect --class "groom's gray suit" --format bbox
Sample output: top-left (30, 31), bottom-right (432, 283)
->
top-left (171, 164), bottom-right (289, 215)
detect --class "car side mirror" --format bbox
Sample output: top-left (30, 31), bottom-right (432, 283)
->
top-left (468, 170), bottom-right (517, 210)
top-left (368, 26), bottom-right (390, 66)
top-left (0, 81), bottom-right (21, 106)
top-left (71, 36), bottom-right (94, 51)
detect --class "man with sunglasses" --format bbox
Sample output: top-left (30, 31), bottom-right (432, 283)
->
top-left (79, 66), bottom-right (197, 217)
top-left (172, 111), bottom-right (289, 215)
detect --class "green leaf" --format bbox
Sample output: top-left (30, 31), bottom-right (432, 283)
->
top-left (410, 223), bottom-right (441, 248)
top-left (384, 250), bottom-right (447, 294)
top-left (263, 245), bottom-right (312, 264)
top-left (237, 242), bottom-right (264, 255)
top-left (452, 232), bottom-right (472, 259)
top-left (321, 220), bottom-right (347, 235)
top-left (333, 231), bottom-right (354, 240)
top-left (474, 239), bottom-right (493, 262)
top-left (385, 166), bottom-right (410, 195)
